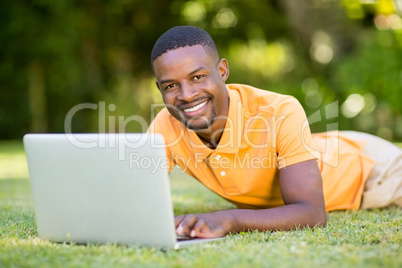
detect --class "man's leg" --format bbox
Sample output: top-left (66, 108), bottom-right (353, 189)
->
top-left (342, 131), bottom-right (402, 209)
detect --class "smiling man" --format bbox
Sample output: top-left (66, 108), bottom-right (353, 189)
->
top-left (148, 26), bottom-right (402, 238)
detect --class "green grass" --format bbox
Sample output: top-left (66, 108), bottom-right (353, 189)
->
top-left (0, 141), bottom-right (401, 268)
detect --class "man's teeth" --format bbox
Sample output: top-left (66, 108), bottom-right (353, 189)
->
top-left (184, 101), bottom-right (207, 113)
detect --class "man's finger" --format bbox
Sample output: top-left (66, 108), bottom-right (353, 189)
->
top-left (191, 218), bottom-right (211, 238)
top-left (174, 215), bottom-right (185, 228)
top-left (175, 214), bottom-right (198, 235)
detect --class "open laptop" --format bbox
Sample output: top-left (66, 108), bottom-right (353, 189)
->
top-left (23, 133), bottom-right (223, 249)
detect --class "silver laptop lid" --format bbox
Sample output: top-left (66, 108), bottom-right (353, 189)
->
top-left (24, 133), bottom-right (177, 248)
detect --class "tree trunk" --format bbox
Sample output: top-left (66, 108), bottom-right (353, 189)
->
top-left (280, 0), bottom-right (358, 61)
top-left (28, 60), bottom-right (48, 132)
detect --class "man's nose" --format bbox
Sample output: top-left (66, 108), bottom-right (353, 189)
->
top-left (177, 83), bottom-right (199, 102)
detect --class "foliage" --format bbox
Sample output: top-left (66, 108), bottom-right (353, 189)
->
top-left (0, 0), bottom-right (401, 140)
top-left (329, 29), bottom-right (402, 137)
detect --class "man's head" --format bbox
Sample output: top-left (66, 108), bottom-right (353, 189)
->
top-left (151, 26), bottom-right (219, 71)
top-left (151, 26), bottom-right (229, 134)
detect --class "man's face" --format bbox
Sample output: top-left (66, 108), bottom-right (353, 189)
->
top-left (153, 45), bottom-right (229, 131)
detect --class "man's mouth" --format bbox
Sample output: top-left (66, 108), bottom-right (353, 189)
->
top-left (183, 100), bottom-right (208, 113)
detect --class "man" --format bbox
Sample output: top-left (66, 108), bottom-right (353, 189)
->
top-left (148, 26), bottom-right (402, 238)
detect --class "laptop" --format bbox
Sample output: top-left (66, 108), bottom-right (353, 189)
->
top-left (23, 133), bottom-right (223, 249)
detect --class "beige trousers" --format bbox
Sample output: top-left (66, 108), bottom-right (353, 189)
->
top-left (343, 131), bottom-right (402, 209)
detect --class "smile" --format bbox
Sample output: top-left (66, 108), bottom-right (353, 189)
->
top-left (183, 100), bottom-right (208, 113)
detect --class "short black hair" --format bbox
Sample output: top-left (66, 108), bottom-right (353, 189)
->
top-left (151, 26), bottom-right (219, 70)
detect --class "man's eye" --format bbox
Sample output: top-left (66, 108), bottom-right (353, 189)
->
top-left (193, 75), bottom-right (204, 80)
top-left (165, 84), bottom-right (176, 90)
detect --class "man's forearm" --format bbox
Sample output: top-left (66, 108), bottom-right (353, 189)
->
top-left (216, 203), bottom-right (327, 233)
top-left (175, 161), bottom-right (327, 238)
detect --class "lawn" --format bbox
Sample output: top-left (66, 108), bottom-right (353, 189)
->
top-left (0, 141), bottom-right (401, 268)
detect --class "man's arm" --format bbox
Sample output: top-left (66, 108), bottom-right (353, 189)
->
top-left (175, 159), bottom-right (327, 238)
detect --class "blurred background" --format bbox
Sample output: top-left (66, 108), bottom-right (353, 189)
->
top-left (0, 0), bottom-right (401, 141)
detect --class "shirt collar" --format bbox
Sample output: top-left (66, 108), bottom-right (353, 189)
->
top-left (215, 86), bottom-right (242, 153)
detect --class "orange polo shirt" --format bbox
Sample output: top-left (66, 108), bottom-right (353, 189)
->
top-left (148, 84), bottom-right (374, 211)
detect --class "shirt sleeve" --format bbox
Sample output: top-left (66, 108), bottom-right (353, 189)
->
top-left (274, 96), bottom-right (317, 168)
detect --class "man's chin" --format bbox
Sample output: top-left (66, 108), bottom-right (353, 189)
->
top-left (184, 118), bottom-right (214, 131)
top-left (186, 123), bottom-right (212, 131)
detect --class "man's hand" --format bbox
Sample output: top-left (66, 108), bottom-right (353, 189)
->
top-left (175, 211), bottom-right (233, 238)
top-left (174, 159), bottom-right (327, 238)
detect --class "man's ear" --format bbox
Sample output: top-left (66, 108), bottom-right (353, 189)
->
top-left (155, 80), bottom-right (161, 91)
top-left (218, 58), bottom-right (229, 82)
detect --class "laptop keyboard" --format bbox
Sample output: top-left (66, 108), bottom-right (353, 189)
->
top-left (176, 234), bottom-right (197, 241)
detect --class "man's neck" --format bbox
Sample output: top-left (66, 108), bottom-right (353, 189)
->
top-left (194, 94), bottom-right (230, 149)
top-left (195, 127), bottom-right (224, 149)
